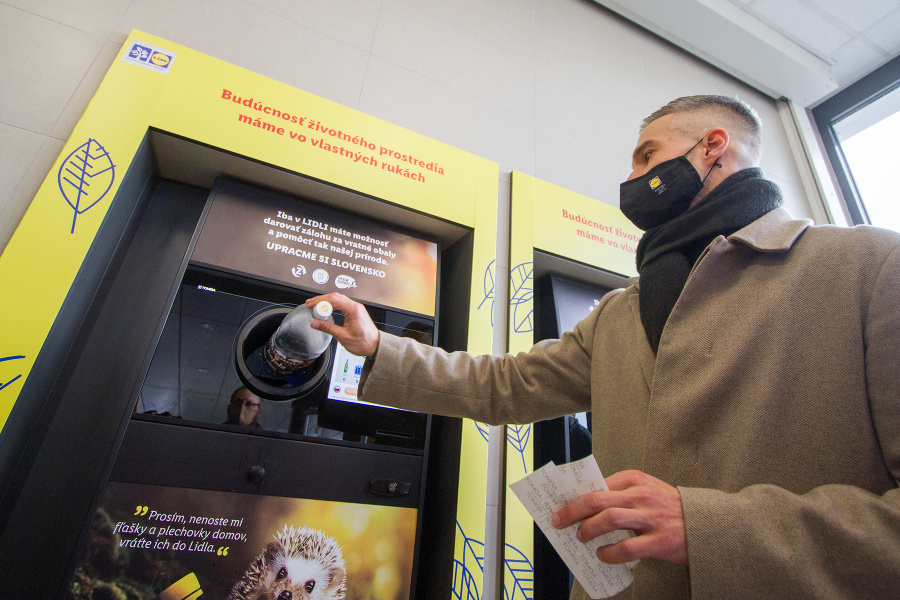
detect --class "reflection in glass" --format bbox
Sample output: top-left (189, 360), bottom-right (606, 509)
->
top-left (136, 278), bottom-right (432, 447)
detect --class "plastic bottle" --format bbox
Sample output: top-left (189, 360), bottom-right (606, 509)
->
top-left (263, 301), bottom-right (333, 376)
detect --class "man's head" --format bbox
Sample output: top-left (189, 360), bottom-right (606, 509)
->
top-left (627, 95), bottom-right (763, 208)
top-left (229, 387), bottom-right (262, 426)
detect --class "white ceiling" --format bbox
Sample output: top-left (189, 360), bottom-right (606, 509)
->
top-left (594, 0), bottom-right (900, 107)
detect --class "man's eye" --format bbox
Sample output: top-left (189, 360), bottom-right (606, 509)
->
top-left (644, 150), bottom-right (653, 162)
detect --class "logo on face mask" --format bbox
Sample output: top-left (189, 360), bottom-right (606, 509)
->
top-left (619, 138), bottom-right (716, 230)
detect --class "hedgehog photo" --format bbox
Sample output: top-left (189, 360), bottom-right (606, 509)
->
top-left (227, 525), bottom-right (346, 600)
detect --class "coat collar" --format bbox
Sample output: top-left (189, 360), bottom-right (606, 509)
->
top-left (628, 208), bottom-right (813, 289)
top-left (728, 206), bottom-right (812, 251)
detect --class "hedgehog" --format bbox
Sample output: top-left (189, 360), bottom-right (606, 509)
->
top-left (227, 525), bottom-right (346, 600)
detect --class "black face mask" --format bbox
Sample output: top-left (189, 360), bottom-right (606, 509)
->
top-left (620, 139), bottom-right (718, 230)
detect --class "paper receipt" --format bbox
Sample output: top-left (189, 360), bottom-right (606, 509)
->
top-left (509, 456), bottom-right (636, 598)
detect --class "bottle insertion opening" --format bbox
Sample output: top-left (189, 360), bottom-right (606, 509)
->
top-left (262, 301), bottom-right (334, 377)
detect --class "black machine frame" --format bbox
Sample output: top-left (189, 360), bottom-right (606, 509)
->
top-left (0, 133), bottom-right (473, 599)
top-left (530, 250), bottom-right (630, 600)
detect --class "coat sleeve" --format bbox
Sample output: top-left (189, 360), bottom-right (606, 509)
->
top-left (680, 242), bottom-right (900, 599)
top-left (357, 303), bottom-right (606, 425)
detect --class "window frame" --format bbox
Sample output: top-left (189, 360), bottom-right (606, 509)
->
top-left (812, 55), bottom-right (900, 226)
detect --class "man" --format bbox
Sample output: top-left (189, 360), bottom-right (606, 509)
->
top-left (224, 386), bottom-right (263, 428)
top-left (307, 96), bottom-right (900, 599)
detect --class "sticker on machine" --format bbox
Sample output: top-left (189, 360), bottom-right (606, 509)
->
top-left (335, 275), bottom-right (357, 289)
top-left (122, 40), bottom-right (177, 74)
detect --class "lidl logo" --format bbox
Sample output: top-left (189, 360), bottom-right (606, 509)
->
top-left (159, 573), bottom-right (202, 600)
top-left (649, 176), bottom-right (662, 189)
top-left (123, 40), bottom-right (176, 74)
top-left (150, 52), bottom-right (171, 67)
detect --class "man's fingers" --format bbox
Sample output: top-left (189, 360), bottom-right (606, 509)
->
top-left (596, 534), bottom-right (647, 565)
top-left (307, 292), bottom-right (351, 312)
top-left (305, 292), bottom-right (379, 357)
top-left (552, 469), bottom-right (687, 566)
top-left (575, 507), bottom-right (646, 544)
top-left (308, 318), bottom-right (347, 343)
top-left (309, 317), bottom-right (337, 335)
top-left (554, 490), bottom-right (628, 529)
top-left (604, 470), bottom-right (649, 491)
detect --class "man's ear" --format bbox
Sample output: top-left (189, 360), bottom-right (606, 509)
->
top-left (702, 127), bottom-right (729, 164)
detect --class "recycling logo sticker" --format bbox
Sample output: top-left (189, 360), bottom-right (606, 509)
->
top-left (123, 40), bottom-right (176, 74)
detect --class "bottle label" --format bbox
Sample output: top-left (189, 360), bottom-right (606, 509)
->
top-left (264, 337), bottom-right (314, 376)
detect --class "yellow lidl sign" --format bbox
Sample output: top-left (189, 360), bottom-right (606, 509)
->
top-left (515, 172), bottom-right (641, 277)
top-left (147, 51), bottom-right (484, 227)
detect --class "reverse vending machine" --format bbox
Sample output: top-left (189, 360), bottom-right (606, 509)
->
top-left (0, 32), bottom-right (500, 599)
top-left (71, 179), bottom-right (447, 599)
top-left (532, 266), bottom-right (627, 598)
top-left (506, 172), bottom-right (639, 600)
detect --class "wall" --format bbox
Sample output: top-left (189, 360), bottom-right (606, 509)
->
top-left (1, 0), bottom-right (815, 258)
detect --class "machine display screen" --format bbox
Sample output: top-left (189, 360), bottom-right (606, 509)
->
top-left (550, 273), bottom-right (614, 334)
top-left (328, 342), bottom-right (369, 405)
top-left (191, 179), bottom-right (439, 317)
top-left (70, 480), bottom-right (417, 600)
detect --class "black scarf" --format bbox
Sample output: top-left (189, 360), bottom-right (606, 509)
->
top-left (635, 168), bottom-right (783, 353)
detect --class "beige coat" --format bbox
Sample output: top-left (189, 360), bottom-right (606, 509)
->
top-left (360, 208), bottom-right (900, 599)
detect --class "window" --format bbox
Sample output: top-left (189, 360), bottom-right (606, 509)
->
top-left (813, 56), bottom-right (900, 232)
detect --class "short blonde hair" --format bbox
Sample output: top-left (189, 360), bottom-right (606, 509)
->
top-left (641, 95), bottom-right (763, 165)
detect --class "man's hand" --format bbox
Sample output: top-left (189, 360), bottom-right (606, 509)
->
top-left (552, 470), bottom-right (687, 566)
top-left (306, 293), bottom-right (380, 358)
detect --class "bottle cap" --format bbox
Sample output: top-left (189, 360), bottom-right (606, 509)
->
top-left (313, 301), bottom-right (333, 320)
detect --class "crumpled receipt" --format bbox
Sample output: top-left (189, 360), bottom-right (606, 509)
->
top-left (509, 455), bottom-right (637, 599)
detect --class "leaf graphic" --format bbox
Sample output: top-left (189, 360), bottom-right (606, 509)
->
top-left (504, 543), bottom-right (535, 600)
top-left (453, 522), bottom-right (535, 600)
top-left (473, 423), bottom-right (531, 473)
top-left (0, 355), bottom-right (26, 392)
top-left (57, 138), bottom-right (115, 233)
top-left (509, 262), bottom-right (534, 333)
top-left (478, 260), bottom-right (496, 326)
top-left (454, 521), bottom-right (484, 600)
top-left (453, 559), bottom-right (481, 600)
top-left (475, 421), bottom-right (490, 444)
top-left (507, 424), bottom-right (532, 473)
